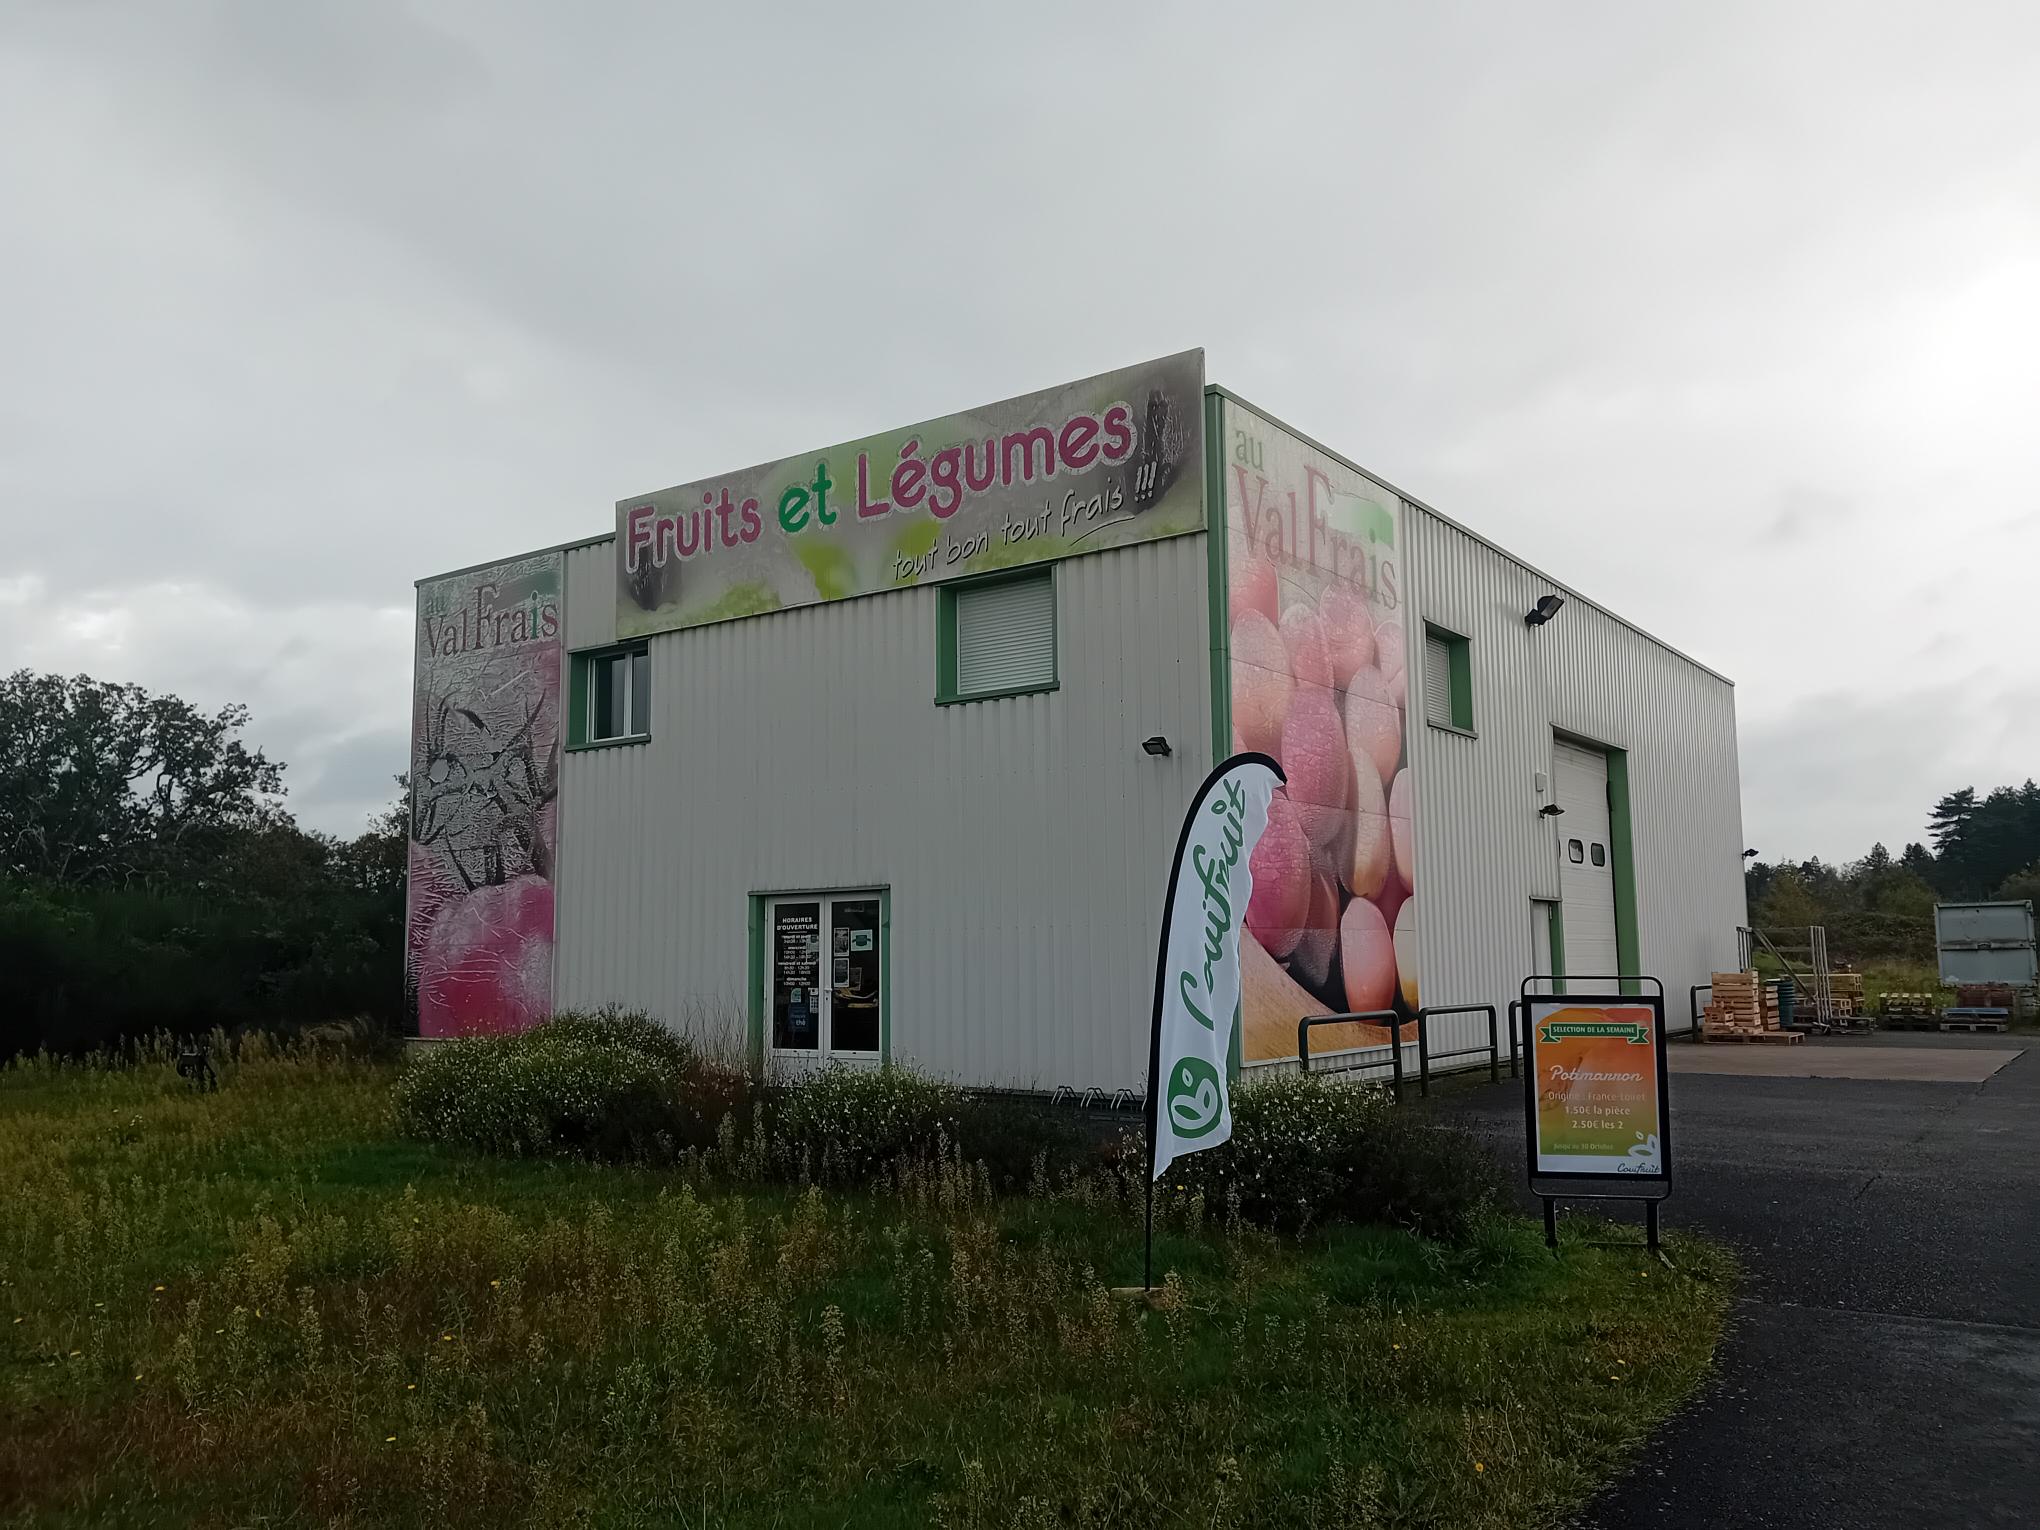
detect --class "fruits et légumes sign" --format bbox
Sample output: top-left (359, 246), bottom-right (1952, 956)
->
top-left (613, 350), bottom-right (1209, 639)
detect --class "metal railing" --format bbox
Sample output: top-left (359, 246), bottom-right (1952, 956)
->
top-left (1297, 1010), bottom-right (1406, 1095)
top-left (1415, 1004), bottom-right (1501, 1088)
top-left (1299, 1004), bottom-right (1504, 1100)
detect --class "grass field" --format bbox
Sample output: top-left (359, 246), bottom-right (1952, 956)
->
top-left (1, 1042), bottom-right (1733, 1528)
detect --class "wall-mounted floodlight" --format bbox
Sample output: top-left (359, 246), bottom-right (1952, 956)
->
top-left (1141, 735), bottom-right (1172, 757)
top-left (1539, 803), bottom-right (1565, 817)
top-left (1526, 594), bottom-right (1566, 626)
top-left (1743, 848), bottom-right (1760, 859)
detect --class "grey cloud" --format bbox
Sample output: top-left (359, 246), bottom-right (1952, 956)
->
top-left (286, 726), bottom-right (409, 837)
top-left (1741, 679), bottom-right (2040, 863)
top-left (3, 1), bottom-right (2037, 856)
top-left (1763, 484), bottom-right (1857, 543)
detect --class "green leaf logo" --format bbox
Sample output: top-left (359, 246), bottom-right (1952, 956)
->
top-left (1166, 1057), bottom-right (1224, 1138)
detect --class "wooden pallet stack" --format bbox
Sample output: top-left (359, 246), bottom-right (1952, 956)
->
top-left (1881, 992), bottom-right (1941, 1030)
top-left (1703, 971), bottom-right (1804, 1043)
top-left (1828, 972), bottom-right (1865, 1018)
top-left (1706, 971), bottom-right (1761, 1029)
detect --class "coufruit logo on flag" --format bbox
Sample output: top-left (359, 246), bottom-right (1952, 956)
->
top-left (1148, 753), bottom-right (1285, 1181)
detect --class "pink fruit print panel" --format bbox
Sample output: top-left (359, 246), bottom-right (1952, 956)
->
top-left (406, 553), bottom-right (565, 1038)
top-left (1223, 401), bottom-right (1416, 1065)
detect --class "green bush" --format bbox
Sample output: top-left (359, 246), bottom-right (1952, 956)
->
top-left (392, 1009), bottom-right (737, 1162)
top-left (533, 1008), bottom-right (698, 1073)
top-left (396, 1026), bottom-right (1497, 1239)
top-left (769, 1067), bottom-right (1099, 1190)
top-left (768, 1065), bottom-right (964, 1184)
top-left (950, 1093), bottom-right (1096, 1191)
top-left (1164, 1072), bottom-right (1503, 1240)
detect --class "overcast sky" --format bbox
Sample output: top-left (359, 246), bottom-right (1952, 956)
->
top-left (3, 2), bottom-right (2035, 862)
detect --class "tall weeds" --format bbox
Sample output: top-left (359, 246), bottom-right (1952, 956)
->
top-left (0, 1041), bottom-right (1734, 1527)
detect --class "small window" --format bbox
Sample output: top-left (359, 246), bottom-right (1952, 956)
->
top-left (938, 570), bottom-right (1057, 703)
top-left (1422, 623), bottom-right (1473, 731)
top-left (571, 642), bottom-right (651, 746)
top-left (1590, 842), bottom-right (1606, 867)
top-left (1568, 838), bottom-right (1585, 863)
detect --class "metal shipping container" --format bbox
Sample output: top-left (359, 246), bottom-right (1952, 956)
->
top-left (1935, 901), bottom-right (2038, 989)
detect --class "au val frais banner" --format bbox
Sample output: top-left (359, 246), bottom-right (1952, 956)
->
top-left (406, 554), bottom-right (563, 1037)
top-left (1223, 401), bottom-right (1417, 1063)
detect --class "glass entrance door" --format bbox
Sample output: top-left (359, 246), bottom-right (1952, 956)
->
top-left (767, 892), bottom-right (883, 1062)
top-left (769, 900), bottom-right (823, 1052)
top-left (829, 897), bottom-right (881, 1053)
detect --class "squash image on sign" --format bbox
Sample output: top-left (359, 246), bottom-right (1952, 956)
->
top-left (1527, 1002), bottom-right (1663, 1176)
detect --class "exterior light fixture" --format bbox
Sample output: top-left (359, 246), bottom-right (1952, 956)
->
top-left (1525, 594), bottom-right (1566, 626)
top-left (1141, 735), bottom-right (1172, 757)
top-left (1743, 848), bottom-right (1760, 859)
top-left (1539, 803), bottom-right (1565, 817)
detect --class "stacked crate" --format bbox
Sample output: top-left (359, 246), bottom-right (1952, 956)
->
top-left (1707, 971), bottom-right (1762, 1031)
top-left (1957, 982), bottom-right (2018, 1013)
top-left (1828, 972), bottom-right (1865, 1018)
top-left (1702, 971), bottom-right (1803, 1043)
top-left (1881, 992), bottom-right (1941, 1030)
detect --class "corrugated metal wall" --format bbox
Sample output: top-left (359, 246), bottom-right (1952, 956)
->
top-left (1404, 509), bottom-right (1746, 1058)
top-left (552, 533), bottom-right (1213, 1092)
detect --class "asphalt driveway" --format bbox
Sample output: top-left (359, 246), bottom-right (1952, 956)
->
top-left (1430, 1032), bottom-right (2040, 1529)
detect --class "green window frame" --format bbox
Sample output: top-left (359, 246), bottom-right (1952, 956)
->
top-left (1606, 747), bottom-right (1640, 995)
top-left (1545, 899), bottom-right (1567, 995)
top-left (935, 567), bottom-right (1059, 705)
top-left (567, 641), bottom-right (652, 750)
top-left (1422, 623), bottom-right (1474, 733)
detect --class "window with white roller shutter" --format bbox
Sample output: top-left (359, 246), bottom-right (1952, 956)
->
top-left (1422, 623), bottom-right (1473, 731)
top-left (1423, 632), bottom-right (1452, 726)
top-left (940, 570), bottom-right (1058, 702)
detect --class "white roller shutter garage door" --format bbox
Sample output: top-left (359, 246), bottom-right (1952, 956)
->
top-left (1554, 740), bottom-right (1620, 980)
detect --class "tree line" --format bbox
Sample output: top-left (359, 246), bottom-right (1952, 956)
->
top-left (1744, 782), bottom-right (2040, 966)
top-left (6, 665), bottom-right (2035, 1053)
top-left (0, 670), bottom-right (405, 1058)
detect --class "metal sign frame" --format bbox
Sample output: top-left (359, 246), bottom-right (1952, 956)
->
top-left (1518, 974), bottom-right (1673, 1250)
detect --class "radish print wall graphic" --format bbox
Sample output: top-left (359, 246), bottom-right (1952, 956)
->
top-left (406, 553), bottom-right (564, 1038)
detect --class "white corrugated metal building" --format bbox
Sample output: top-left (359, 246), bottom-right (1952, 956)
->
top-left (406, 351), bottom-right (1745, 1089)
